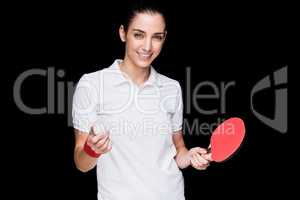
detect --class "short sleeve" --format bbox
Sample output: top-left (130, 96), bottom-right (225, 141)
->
top-left (72, 74), bottom-right (99, 133)
top-left (170, 83), bottom-right (183, 133)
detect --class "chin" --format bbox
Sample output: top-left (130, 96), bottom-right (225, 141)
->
top-left (134, 58), bottom-right (153, 68)
top-left (138, 61), bottom-right (152, 68)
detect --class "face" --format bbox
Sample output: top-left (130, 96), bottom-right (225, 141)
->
top-left (119, 12), bottom-right (166, 68)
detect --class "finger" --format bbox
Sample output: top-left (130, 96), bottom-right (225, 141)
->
top-left (86, 135), bottom-right (95, 146)
top-left (191, 154), bottom-right (204, 168)
top-left (194, 147), bottom-right (207, 154)
top-left (202, 153), bottom-right (212, 161)
top-left (90, 126), bottom-right (97, 136)
top-left (197, 165), bottom-right (208, 170)
top-left (98, 138), bottom-right (110, 152)
top-left (91, 136), bottom-right (108, 149)
top-left (195, 153), bottom-right (209, 165)
top-left (106, 140), bottom-right (112, 151)
top-left (191, 155), bottom-right (209, 170)
top-left (93, 138), bottom-right (108, 154)
top-left (190, 157), bottom-right (199, 168)
top-left (95, 135), bottom-right (109, 148)
top-left (97, 140), bottom-right (109, 154)
top-left (91, 133), bottom-right (108, 144)
top-left (191, 158), bottom-right (205, 170)
top-left (102, 140), bottom-right (112, 153)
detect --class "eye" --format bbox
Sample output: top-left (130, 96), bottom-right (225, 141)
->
top-left (134, 33), bottom-right (144, 39)
top-left (153, 35), bottom-right (164, 41)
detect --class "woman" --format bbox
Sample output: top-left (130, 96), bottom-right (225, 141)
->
top-left (72, 1), bottom-right (210, 199)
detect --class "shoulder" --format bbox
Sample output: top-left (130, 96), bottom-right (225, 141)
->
top-left (76, 71), bottom-right (101, 91)
top-left (78, 60), bottom-right (121, 85)
top-left (79, 71), bottom-right (101, 82)
top-left (77, 64), bottom-right (113, 86)
top-left (156, 72), bottom-right (181, 91)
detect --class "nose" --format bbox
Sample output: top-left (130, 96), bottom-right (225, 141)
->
top-left (142, 38), bottom-right (152, 52)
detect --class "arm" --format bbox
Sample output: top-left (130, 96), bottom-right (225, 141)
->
top-left (172, 130), bottom-right (210, 170)
top-left (172, 131), bottom-right (189, 169)
top-left (74, 128), bottom-right (111, 173)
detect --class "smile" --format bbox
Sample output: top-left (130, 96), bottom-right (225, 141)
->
top-left (137, 52), bottom-right (152, 60)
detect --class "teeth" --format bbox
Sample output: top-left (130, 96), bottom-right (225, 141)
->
top-left (138, 53), bottom-right (151, 59)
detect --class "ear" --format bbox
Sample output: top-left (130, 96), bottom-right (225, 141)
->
top-left (119, 25), bottom-right (126, 42)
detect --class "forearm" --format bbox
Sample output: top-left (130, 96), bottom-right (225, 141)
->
top-left (175, 146), bottom-right (190, 169)
top-left (175, 145), bottom-right (188, 158)
top-left (74, 146), bottom-right (98, 172)
top-left (172, 131), bottom-right (191, 169)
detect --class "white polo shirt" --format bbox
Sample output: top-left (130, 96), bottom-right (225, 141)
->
top-left (72, 59), bottom-right (185, 200)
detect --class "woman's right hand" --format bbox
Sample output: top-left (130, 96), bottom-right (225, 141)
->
top-left (86, 126), bottom-right (112, 154)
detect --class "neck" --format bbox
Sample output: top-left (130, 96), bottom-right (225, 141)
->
top-left (120, 57), bottom-right (150, 86)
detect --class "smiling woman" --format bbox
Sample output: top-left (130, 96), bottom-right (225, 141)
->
top-left (118, 1), bottom-right (167, 75)
top-left (72, 1), bottom-right (211, 200)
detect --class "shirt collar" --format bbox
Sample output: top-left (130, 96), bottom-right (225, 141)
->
top-left (108, 59), bottom-right (163, 88)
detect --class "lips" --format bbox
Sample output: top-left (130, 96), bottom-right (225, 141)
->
top-left (137, 52), bottom-right (152, 60)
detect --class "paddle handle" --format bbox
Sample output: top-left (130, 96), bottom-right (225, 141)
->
top-left (200, 145), bottom-right (212, 163)
top-left (206, 147), bottom-right (211, 154)
top-left (206, 143), bottom-right (211, 154)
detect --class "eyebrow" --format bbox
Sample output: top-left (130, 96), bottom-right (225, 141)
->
top-left (132, 29), bottom-right (165, 35)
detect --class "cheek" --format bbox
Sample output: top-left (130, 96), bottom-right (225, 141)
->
top-left (152, 42), bottom-right (164, 54)
top-left (126, 39), bottom-right (142, 52)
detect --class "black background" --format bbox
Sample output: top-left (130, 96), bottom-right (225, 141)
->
top-left (4, 1), bottom-right (297, 199)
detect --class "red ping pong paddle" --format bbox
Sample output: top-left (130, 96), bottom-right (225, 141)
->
top-left (206, 117), bottom-right (246, 162)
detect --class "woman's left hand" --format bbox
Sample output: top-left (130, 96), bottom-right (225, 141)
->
top-left (188, 147), bottom-right (210, 170)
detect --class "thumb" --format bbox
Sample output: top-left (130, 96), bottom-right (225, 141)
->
top-left (90, 126), bottom-right (97, 136)
top-left (194, 147), bottom-right (207, 154)
top-left (202, 153), bottom-right (212, 161)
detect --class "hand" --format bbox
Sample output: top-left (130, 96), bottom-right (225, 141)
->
top-left (201, 144), bottom-right (212, 162)
top-left (201, 152), bottom-right (212, 162)
top-left (86, 126), bottom-right (112, 154)
top-left (189, 147), bottom-right (210, 170)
